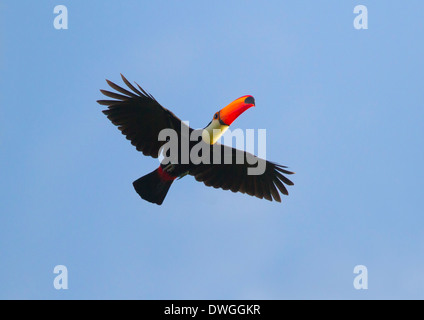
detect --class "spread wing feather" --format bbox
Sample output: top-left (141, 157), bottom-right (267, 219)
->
top-left (98, 74), bottom-right (188, 158)
top-left (189, 143), bottom-right (294, 202)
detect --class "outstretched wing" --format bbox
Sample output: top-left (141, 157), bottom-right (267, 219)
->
top-left (188, 143), bottom-right (294, 202)
top-left (98, 74), bottom-right (187, 158)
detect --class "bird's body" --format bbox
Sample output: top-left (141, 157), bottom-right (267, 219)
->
top-left (98, 75), bottom-right (294, 205)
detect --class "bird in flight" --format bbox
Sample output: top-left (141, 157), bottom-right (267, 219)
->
top-left (98, 75), bottom-right (294, 205)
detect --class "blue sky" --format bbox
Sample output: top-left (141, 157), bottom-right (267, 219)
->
top-left (1, 0), bottom-right (423, 299)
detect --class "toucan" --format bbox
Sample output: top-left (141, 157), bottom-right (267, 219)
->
top-left (98, 75), bottom-right (294, 205)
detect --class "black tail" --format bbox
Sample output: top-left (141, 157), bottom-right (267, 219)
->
top-left (133, 168), bottom-right (174, 205)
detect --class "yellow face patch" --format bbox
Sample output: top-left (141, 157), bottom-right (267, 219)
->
top-left (202, 120), bottom-right (229, 144)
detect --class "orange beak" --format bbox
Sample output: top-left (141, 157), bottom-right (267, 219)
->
top-left (219, 95), bottom-right (255, 126)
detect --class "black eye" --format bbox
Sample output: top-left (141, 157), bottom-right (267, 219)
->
top-left (214, 113), bottom-right (218, 120)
